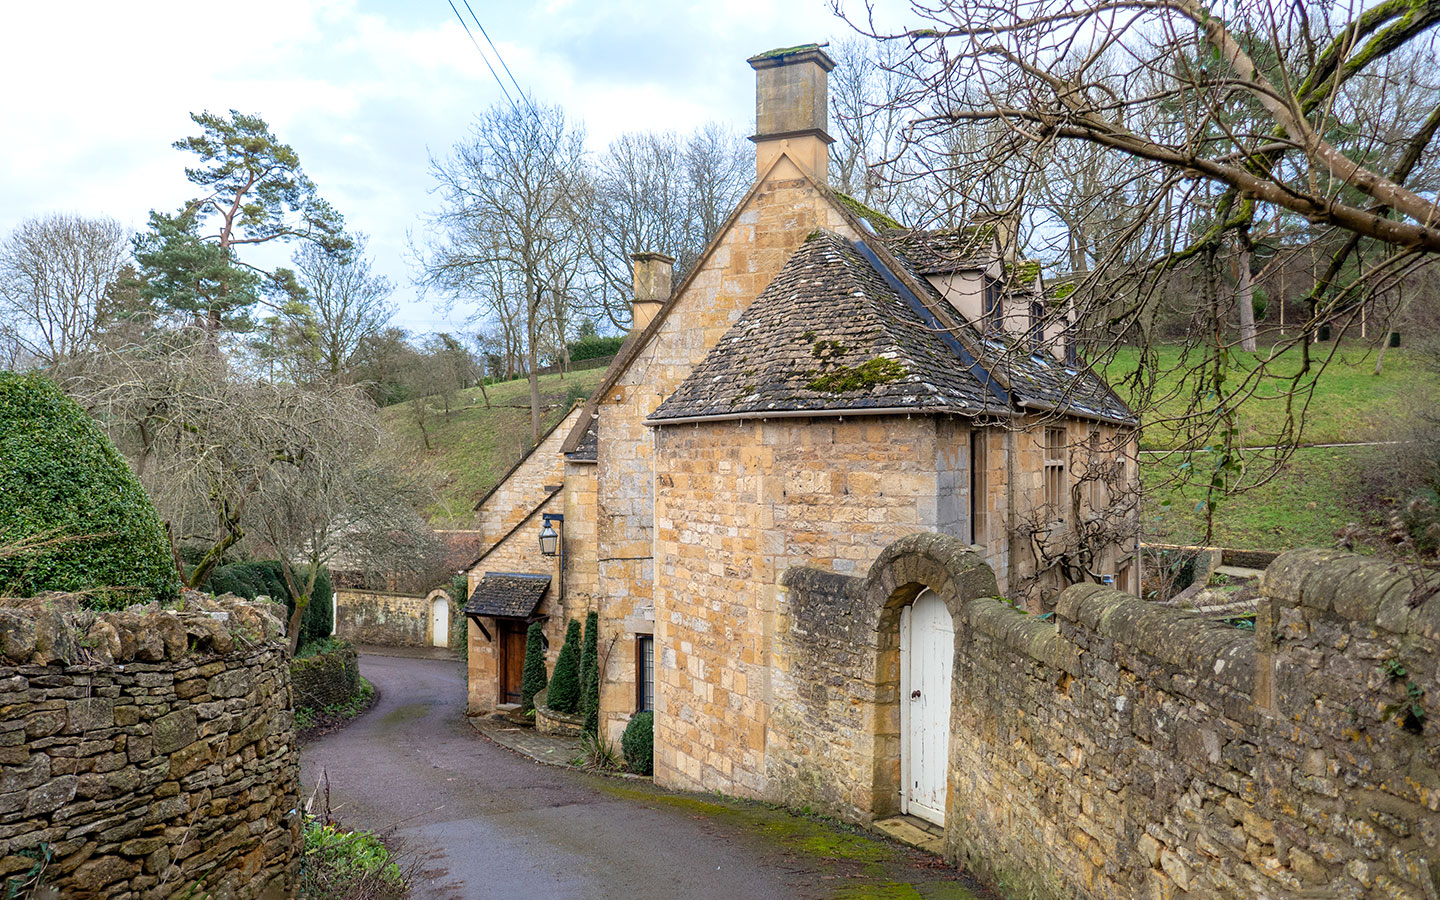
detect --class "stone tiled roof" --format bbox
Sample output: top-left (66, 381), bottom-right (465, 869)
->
top-left (880, 225), bottom-right (997, 274)
top-left (465, 573), bottom-right (550, 619)
top-left (566, 413), bottom-right (598, 462)
top-left (649, 231), bottom-right (1006, 421)
top-left (881, 240), bottom-right (1132, 423)
top-left (649, 229), bottom-right (1135, 425)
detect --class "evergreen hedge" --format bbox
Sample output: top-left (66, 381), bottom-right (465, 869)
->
top-left (546, 618), bottom-right (582, 713)
top-left (579, 610), bottom-right (600, 738)
top-left (621, 711), bottom-right (653, 776)
top-left (0, 372), bottom-right (177, 608)
top-left (520, 621), bottom-right (548, 713)
top-left (206, 560), bottom-right (333, 649)
top-left (567, 334), bottom-right (625, 362)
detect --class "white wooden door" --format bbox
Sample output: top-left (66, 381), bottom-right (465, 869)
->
top-left (901, 589), bottom-right (953, 826)
top-left (431, 597), bottom-right (449, 648)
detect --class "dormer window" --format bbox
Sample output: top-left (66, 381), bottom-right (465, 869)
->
top-left (983, 278), bottom-right (1001, 335)
top-left (1029, 301), bottom-right (1045, 354)
top-left (1064, 320), bottom-right (1079, 366)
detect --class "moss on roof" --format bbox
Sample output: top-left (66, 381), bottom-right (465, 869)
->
top-left (749, 43), bottom-right (824, 61)
top-left (832, 191), bottom-right (903, 231)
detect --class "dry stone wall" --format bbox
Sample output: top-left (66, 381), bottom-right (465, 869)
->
top-left (777, 538), bottom-right (1440, 900)
top-left (0, 592), bottom-right (299, 900)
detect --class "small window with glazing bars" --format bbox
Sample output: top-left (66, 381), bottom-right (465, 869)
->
top-left (636, 635), bottom-right (654, 712)
top-left (1043, 426), bottom-right (1067, 522)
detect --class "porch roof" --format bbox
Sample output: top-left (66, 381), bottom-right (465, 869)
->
top-left (465, 572), bottom-right (551, 619)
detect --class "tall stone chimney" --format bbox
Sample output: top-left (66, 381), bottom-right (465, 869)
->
top-left (747, 44), bottom-right (835, 183)
top-left (630, 251), bottom-right (674, 331)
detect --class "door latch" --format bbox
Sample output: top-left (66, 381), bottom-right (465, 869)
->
top-left (910, 689), bottom-right (922, 699)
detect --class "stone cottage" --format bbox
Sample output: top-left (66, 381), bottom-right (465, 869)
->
top-left (465, 44), bottom-right (1138, 817)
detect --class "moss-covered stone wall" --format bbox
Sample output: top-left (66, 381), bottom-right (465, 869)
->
top-left (777, 537), bottom-right (1440, 900)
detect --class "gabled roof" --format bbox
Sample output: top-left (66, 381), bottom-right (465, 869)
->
top-left (465, 573), bottom-right (550, 619)
top-left (881, 224), bottom-right (1000, 274)
top-left (559, 150), bottom-right (831, 457)
top-left (651, 227), bottom-right (1135, 425)
top-left (649, 231), bottom-right (1007, 421)
top-left (566, 413), bottom-right (597, 462)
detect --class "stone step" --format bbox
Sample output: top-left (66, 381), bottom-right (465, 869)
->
top-left (872, 815), bottom-right (944, 856)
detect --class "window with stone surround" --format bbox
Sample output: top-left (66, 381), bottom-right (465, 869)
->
top-left (1043, 426), bottom-right (1067, 522)
top-left (970, 430), bottom-right (987, 545)
top-left (636, 635), bottom-right (654, 711)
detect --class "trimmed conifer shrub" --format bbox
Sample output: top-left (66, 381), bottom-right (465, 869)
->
top-left (0, 372), bottom-right (177, 607)
top-left (579, 610), bottom-right (600, 737)
top-left (520, 621), bottom-right (548, 714)
top-left (621, 710), bottom-right (653, 775)
top-left (546, 618), bottom-right (582, 713)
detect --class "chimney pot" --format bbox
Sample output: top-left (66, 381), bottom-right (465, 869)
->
top-left (630, 251), bottom-right (674, 331)
top-left (748, 43), bottom-right (835, 183)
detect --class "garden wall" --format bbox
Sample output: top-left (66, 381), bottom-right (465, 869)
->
top-left (290, 642), bottom-right (360, 712)
top-left (0, 592), bottom-right (299, 900)
top-left (334, 589), bottom-right (429, 646)
top-left (777, 537), bottom-right (1440, 900)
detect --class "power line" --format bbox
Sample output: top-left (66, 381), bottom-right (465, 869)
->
top-left (446, 0), bottom-right (520, 115)
top-left (460, 0), bottom-right (540, 123)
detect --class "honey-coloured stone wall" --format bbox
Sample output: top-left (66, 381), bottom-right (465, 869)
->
top-left (777, 536), bottom-right (1440, 900)
top-left (0, 592), bottom-right (299, 900)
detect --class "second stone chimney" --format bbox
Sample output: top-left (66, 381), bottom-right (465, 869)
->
top-left (630, 251), bottom-right (674, 331)
top-left (747, 44), bottom-right (835, 183)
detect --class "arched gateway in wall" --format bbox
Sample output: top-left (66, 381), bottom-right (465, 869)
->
top-left (775, 532), bottom-right (999, 831)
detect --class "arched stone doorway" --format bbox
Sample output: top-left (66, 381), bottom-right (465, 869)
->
top-left (900, 588), bottom-right (954, 825)
top-left (428, 591), bottom-right (450, 648)
top-left (861, 533), bottom-right (998, 826)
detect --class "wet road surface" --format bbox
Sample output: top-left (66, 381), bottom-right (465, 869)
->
top-left (300, 653), bottom-right (989, 900)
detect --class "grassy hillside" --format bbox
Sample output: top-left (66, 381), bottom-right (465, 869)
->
top-left (1098, 344), bottom-right (1436, 551)
top-left (1101, 344), bottom-right (1432, 451)
top-left (383, 344), bottom-right (1434, 552)
top-left (381, 369), bottom-right (606, 526)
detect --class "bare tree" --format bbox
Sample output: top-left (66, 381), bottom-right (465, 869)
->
top-left (67, 329), bottom-right (414, 592)
top-left (0, 214), bottom-right (130, 366)
top-left (249, 396), bottom-right (439, 654)
top-left (578, 124), bottom-right (749, 330)
top-left (840, 2), bottom-right (1440, 534)
top-left (420, 101), bottom-right (585, 444)
top-left (291, 235), bottom-right (396, 382)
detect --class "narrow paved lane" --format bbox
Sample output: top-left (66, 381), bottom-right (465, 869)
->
top-left (300, 653), bottom-right (987, 900)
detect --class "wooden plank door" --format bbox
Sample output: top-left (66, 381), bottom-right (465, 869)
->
top-left (901, 589), bottom-right (953, 826)
top-left (501, 622), bottom-right (528, 705)
top-left (431, 597), bottom-right (449, 648)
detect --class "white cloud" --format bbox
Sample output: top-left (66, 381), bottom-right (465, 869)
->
top-left (0, 0), bottom-right (914, 336)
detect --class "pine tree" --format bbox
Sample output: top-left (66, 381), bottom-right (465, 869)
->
top-left (579, 610), bottom-right (600, 737)
top-left (520, 621), bottom-right (549, 715)
top-left (546, 618), bottom-right (583, 713)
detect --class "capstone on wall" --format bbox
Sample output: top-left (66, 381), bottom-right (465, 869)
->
top-left (0, 592), bottom-right (299, 900)
top-left (777, 537), bottom-right (1440, 900)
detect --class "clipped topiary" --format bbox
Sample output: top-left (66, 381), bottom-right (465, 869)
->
top-left (0, 372), bottom-right (177, 608)
top-left (520, 621), bottom-right (548, 714)
top-left (621, 710), bottom-right (653, 775)
top-left (205, 561), bottom-right (332, 650)
top-left (546, 618), bottom-right (582, 713)
top-left (579, 610), bottom-right (600, 737)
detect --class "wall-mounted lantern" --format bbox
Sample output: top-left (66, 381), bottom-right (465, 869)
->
top-left (539, 513), bottom-right (564, 557)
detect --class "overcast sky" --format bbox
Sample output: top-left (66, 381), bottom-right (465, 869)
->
top-left (1, 0), bottom-right (910, 337)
